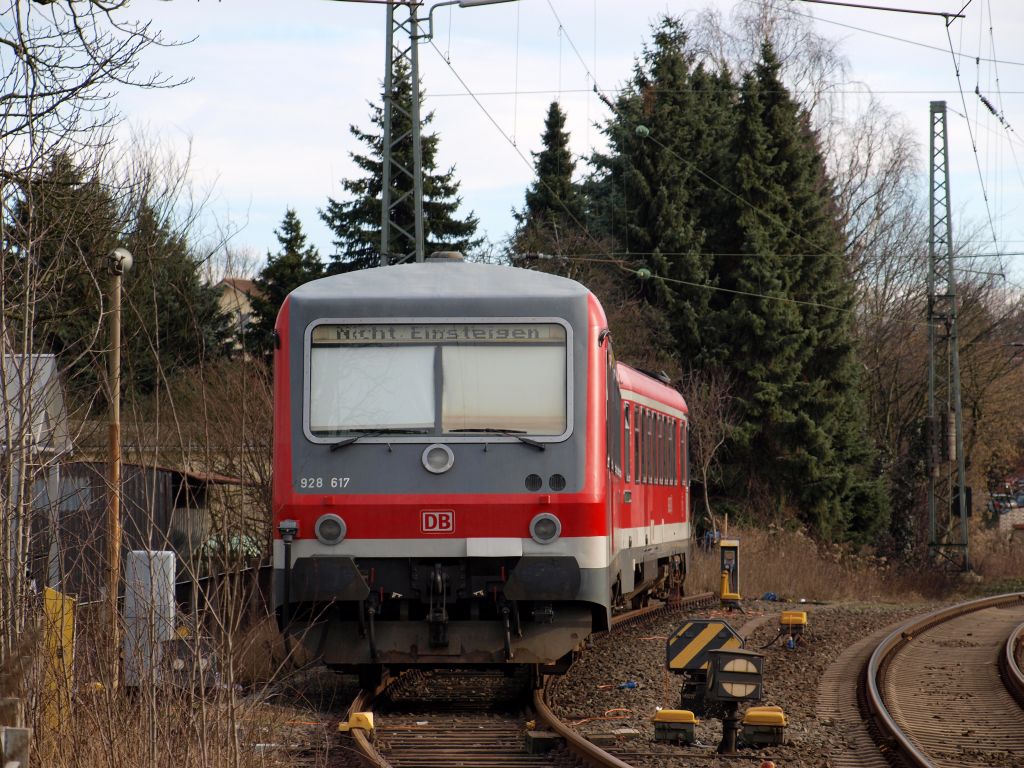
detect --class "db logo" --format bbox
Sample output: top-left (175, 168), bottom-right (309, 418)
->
top-left (421, 509), bottom-right (455, 534)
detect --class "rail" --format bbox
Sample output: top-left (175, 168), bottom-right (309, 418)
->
top-left (346, 591), bottom-right (716, 768)
top-left (1001, 619), bottom-right (1024, 708)
top-left (533, 591), bottom-right (715, 768)
top-left (865, 592), bottom-right (1024, 768)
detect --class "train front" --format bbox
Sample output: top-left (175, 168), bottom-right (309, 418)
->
top-left (271, 258), bottom-right (609, 674)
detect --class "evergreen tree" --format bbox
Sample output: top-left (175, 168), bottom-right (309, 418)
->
top-left (513, 101), bottom-right (584, 254)
top-left (4, 154), bottom-right (230, 397)
top-left (711, 44), bottom-right (886, 539)
top-left (320, 59), bottom-right (480, 271)
top-left (121, 203), bottom-right (231, 393)
top-left (249, 209), bottom-right (324, 357)
top-left (590, 17), bottom-right (737, 356)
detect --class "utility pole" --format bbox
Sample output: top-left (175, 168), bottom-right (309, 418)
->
top-left (378, 0), bottom-right (514, 266)
top-left (379, 2), bottom-right (425, 266)
top-left (925, 101), bottom-right (969, 571)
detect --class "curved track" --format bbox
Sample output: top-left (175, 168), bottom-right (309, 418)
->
top-left (865, 593), bottom-right (1024, 768)
top-left (342, 592), bottom-right (716, 768)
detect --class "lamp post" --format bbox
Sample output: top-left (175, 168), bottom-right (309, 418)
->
top-left (107, 246), bottom-right (132, 687)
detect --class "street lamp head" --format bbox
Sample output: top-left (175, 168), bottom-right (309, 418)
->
top-left (108, 247), bottom-right (133, 276)
top-left (458, 0), bottom-right (517, 6)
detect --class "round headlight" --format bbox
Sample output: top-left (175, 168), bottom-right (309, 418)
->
top-left (422, 443), bottom-right (455, 474)
top-left (530, 512), bottom-right (561, 544)
top-left (315, 513), bottom-right (346, 545)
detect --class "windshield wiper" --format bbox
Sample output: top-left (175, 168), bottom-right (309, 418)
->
top-left (329, 428), bottom-right (428, 452)
top-left (448, 427), bottom-right (546, 451)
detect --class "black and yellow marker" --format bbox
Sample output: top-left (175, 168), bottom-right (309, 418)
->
top-left (666, 619), bottom-right (744, 672)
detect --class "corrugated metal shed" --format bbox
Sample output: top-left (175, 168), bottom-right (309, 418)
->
top-left (38, 461), bottom-right (244, 602)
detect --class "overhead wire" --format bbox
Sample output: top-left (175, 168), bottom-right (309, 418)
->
top-left (427, 87), bottom-right (1024, 98)
top-left (979, 0), bottom-right (1024, 190)
top-left (794, 0), bottom-right (968, 20)
top-left (424, 38), bottom-right (931, 327)
top-left (540, 0), bottom-right (868, 266)
top-left (544, 0), bottom-right (1022, 278)
top-left (785, 6), bottom-right (1024, 66)
top-left (426, 3), bottom-right (1024, 325)
top-left (944, 19), bottom-right (1001, 254)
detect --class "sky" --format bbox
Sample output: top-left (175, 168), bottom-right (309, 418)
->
top-left (114, 0), bottom-right (1024, 274)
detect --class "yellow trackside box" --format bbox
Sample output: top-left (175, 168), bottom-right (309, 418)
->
top-left (653, 709), bottom-right (699, 743)
top-left (741, 706), bottom-right (787, 747)
top-left (779, 611), bottom-right (807, 634)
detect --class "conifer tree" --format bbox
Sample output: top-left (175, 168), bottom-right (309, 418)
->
top-left (591, 17), bottom-right (735, 356)
top-left (712, 44), bottom-right (886, 538)
top-left (4, 154), bottom-right (230, 397)
top-left (249, 209), bottom-right (324, 357)
top-left (320, 60), bottom-right (480, 271)
top-left (513, 101), bottom-right (584, 253)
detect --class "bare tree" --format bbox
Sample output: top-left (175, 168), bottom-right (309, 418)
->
top-left (679, 366), bottom-right (737, 538)
top-left (1, 0), bottom-right (184, 731)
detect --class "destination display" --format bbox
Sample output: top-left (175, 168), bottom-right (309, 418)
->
top-left (311, 323), bottom-right (566, 345)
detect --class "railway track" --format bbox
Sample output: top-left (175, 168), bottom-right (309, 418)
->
top-left (865, 592), bottom-right (1024, 767)
top-left (340, 591), bottom-right (716, 768)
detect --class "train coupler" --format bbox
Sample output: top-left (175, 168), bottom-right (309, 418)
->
top-left (366, 594), bottom-right (379, 660)
top-left (501, 603), bottom-right (515, 661)
top-left (427, 563), bottom-right (449, 648)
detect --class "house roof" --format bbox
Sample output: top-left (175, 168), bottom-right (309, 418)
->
top-left (217, 277), bottom-right (259, 296)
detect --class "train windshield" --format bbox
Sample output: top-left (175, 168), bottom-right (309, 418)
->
top-left (307, 322), bottom-right (568, 438)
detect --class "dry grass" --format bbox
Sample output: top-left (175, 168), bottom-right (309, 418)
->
top-left (967, 525), bottom-right (1024, 590)
top-left (29, 628), bottom-right (334, 768)
top-left (686, 526), bottom-right (959, 602)
top-left (18, 523), bottom-right (1024, 767)
top-left (688, 523), bottom-right (1024, 603)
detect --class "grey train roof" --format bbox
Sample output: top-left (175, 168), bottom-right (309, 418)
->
top-left (289, 262), bottom-right (592, 305)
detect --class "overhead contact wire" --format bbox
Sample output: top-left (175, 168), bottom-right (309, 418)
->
top-left (424, 36), bottom-right (936, 327)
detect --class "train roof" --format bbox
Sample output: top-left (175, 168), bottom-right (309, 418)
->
top-left (617, 363), bottom-right (688, 415)
top-left (289, 261), bottom-right (592, 303)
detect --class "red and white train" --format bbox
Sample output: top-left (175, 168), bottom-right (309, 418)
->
top-left (272, 253), bottom-right (690, 678)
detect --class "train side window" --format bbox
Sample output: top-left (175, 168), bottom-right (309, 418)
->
top-left (646, 410), bottom-right (652, 483)
top-left (653, 415), bottom-right (659, 485)
top-left (634, 407), bottom-right (642, 483)
top-left (681, 420), bottom-right (689, 486)
top-left (637, 408), bottom-right (643, 483)
top-left (656, 415), bottom-right (663, 485)
top-left (665, 418), bottom-right (670, 486)
top-left (606, 355), bottom-right (622, 476)
top-left (618, 403), bottom-right (626, 481)
top-left (670, 420), bottom-right (677, 485)
top-left (639, 408), bottom-right (646, 483)
top-left (658, 416), bottom-right (665, 485)
top-left (671, 420), bottom-right (677, 485)
top-left (665, 418), bottom-right (671, 485)
top-left (642, 409), bottom-right (648, 483)
top-left (664, 417), bottom-right (670, 485)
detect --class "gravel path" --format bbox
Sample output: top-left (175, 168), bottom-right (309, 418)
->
top-left (549, 599), bottom-right (933, 767)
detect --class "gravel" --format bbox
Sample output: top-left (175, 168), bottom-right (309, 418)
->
top-left (548, 599), bottom-right (932, 767)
